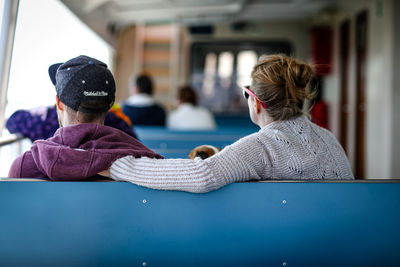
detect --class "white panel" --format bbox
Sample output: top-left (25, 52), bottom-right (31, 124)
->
top-left (392, 0), bottom-right (400, 178)
top-left (366, 0), bottom-right (393, 179)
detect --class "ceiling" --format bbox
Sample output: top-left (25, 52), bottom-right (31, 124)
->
top-left (60, 0), bottom-right (337, 46)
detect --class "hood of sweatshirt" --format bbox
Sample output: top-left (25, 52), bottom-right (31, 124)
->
top-left (30, 123), bottom-right (162, 180)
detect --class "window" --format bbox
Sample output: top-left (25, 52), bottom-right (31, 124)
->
top-left (0, 2), bottom-right (4, 24)
top-left (218, 52), bottom-right (234, 89)
top-left (191, 41), bottom-right (291, 113)
top-left (237, 50), bottom-right (257, 88)
top-left (0, 0), bottom-right (112, 176)
top-left (202, 53), bottom-right (217, 97)
top-left (5, 0), bottom-right (112, 118)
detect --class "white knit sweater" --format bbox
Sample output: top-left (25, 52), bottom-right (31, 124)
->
top-left (110, 116), bottom-right (354, 193)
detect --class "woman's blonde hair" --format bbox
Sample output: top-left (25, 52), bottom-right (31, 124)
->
top-left (251, 54), bottom-right (315, 121)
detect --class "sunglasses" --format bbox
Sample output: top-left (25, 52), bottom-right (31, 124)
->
top-left (242, 86), bottom-right (267, 109)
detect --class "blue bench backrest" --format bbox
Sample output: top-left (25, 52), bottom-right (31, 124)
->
top-left (1, 181), bottom-right (399, 266)
top-left (214, 113), bottom-right (258, 129)
top-left (135, 126), bottom-right (257, 158)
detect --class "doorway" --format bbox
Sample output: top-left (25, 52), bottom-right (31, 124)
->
top-left (355, 11), bottom-right (368, 179)
top-left (339, 20), bottom-right (350, 154)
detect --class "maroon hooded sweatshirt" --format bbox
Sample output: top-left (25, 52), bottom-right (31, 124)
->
top-left (8, 123), bottom-right (162, 180)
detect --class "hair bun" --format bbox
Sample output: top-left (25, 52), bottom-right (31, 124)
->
top-left (288, 59), bottom-right (313, 89)
top-left (250, 54), bottom-right (315, 121)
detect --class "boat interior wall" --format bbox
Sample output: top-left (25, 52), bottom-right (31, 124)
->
top-left (113, 24), bottom-right (182, 105)
top-left (113, 20), bottom-right (310, 104)
top-left (210, 21), bottom-right (310, 60)
top-left (60, 0), bottom-right (336, 48)
top-left (391, 0), bottom-right (400, 179)
top-left (113, 26), bottom-right (137, 102)
top-left (323, 0), bottom-right (396, 178)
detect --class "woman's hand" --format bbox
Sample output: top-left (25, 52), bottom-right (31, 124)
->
top-left (188, 145), bottom-right (220, 159)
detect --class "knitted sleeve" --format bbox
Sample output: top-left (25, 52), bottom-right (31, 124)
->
top-left (109, 132), bottom-right (269, 193)
top-left (110, 156), bottom-right (227, 193)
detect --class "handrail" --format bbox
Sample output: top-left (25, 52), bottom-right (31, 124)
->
top-left (0, 133), bottom-right (24, 147)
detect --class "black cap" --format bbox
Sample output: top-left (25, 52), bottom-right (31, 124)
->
top-left (48, 55), bottom-right (115, 113)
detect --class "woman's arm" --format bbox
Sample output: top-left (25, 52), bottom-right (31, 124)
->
top-left (110, 156), bottom-right (226, 193)
top-left (109, 133), bottom-right (267, 193)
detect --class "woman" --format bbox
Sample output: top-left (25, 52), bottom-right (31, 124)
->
top-left (167, 85), bottom-right (216, 130)
top-left (100, 54), bottom-right (354, 192)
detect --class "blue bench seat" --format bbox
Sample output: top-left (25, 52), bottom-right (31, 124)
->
top-left (0, 180), bottom-right (399, 266)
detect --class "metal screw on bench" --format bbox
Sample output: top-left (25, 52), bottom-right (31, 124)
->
top-left (282, 200), bottom-right (287, 204)
top-left (142, 199), bottom-right (147, 204)
top-left (142, 261), bottom-right (147, 266)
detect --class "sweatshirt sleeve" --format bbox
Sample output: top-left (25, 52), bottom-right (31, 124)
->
top-left (8, 155), bottom-right (23, 178)
top-left (8, 151), bottom-right (46, 178)
top-left (109, 133), bottom-right (268, 193)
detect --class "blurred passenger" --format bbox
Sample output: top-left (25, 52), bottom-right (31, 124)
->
top-left (6, 103), bottom-right (137, 142)
top-left (8, 55), bottom-right (161, 179)
top-left (167, 85), bottom-right (216, 130)
top-left (122, 74), bottom-right (166, 126)
top-left (52, 54), bottom-right (354, 191)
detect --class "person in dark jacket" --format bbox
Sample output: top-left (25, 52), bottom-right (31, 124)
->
top-left (122, 74), bottom-right (166, 126)
top-left (8, 55), bottom-right (162, 180)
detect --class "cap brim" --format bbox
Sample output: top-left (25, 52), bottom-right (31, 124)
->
top-left (48, 63), bottom-right (63, 85)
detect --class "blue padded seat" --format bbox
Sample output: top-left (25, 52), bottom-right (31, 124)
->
top-left (0, 180), bottom-right (399, 266)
